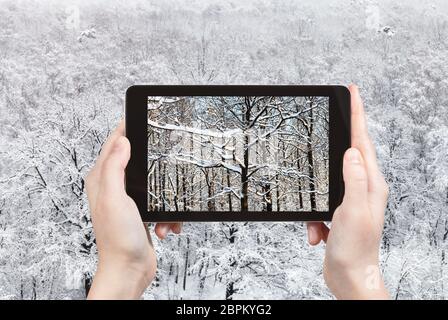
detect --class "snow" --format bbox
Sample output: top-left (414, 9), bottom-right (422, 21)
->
top-left (170, 153), bottom-right (242, 174)
top-left (148, 119), bottom-right (242, 139)
top-left (147, 95), bottom-right (328, 218)
top-left (1, 0), bottom-right (448, 300)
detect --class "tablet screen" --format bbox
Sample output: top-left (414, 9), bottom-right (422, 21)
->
top-left (147, 96), bottom-right (329, 213)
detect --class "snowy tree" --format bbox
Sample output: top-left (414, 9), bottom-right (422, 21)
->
top-left (1, 0), bottom-right (448, 300)
top-left (147, 96), bottom-right (329, 213)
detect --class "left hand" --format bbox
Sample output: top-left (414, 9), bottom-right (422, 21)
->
top-left (85, 120), bottom-right (181, 299)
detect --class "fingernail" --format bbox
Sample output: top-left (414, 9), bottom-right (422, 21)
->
top-left (345, 148), bottom-right (361, 164)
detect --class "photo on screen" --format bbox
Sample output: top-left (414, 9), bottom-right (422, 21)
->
top-left (147, 96), bottom-right (329, 213)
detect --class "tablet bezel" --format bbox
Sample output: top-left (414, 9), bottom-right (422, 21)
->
top-left (125, 85), bottom-right (350, 222)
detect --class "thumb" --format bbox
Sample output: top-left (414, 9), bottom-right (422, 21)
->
top-left (342, 148), bottom-right (368, 209)
top-left (100, 136), bottom-right (131, 195)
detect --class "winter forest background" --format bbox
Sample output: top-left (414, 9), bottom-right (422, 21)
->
top-left (0, 0), bottom-right (448, 299)
top-left (147, 96), bottom-right (329, 213)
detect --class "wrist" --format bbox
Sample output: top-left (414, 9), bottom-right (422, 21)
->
top-left (87, 261), bottom-right (154, 300)
top-left (325, 264), bottom-right (389, 300)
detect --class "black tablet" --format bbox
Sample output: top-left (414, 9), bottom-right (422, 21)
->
top-left (125, 86), bottom-right (350, 222)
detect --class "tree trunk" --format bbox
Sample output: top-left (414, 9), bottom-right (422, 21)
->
top-left (175, 237), bottom-right (181, 284)
top-left (207, 171), bottom-right (215, 211)
top-left (199, 135), bottom-right (204, 211)
top-left (225, 224), bottom-right (237, 300)
top-left (206, 137), bottom-right (216, 211)
top-left (20, 280), bottom-right (24, 299)
top-left (262, 181), bottom-right (272, 211)
top-left (225, 281), bottom-right (235, 300)
top-left (227, 170), bottom-right (233, 211)
top-left (261, 113), bottom-right (272, 212)
top-left (190, 133), bottom-right (195, 210)
top-left (182, 237), bottom-right (190, 291)
top-left (31, 276), bottom-right (37, 300)
top-left (276, 174), bottom-right (281, 211)
top-left (297, 153), bottom-right (304, 210)
top-left (153, 161), bottom-right (158, 210)
top-left (240, 135), bottom-right (249, 211)
top-left (84, 273), bottom-right (92, 298)
top-left (307, 102), bottom-right (317, 212)
top-left (182, 166), bottom-right (188, 211)
top-left (174, 162), bottom-right (180, 211)
top-left (198, 228), bottom-right (209, 294)
top-left (240, 98), bottom-right (251, 211)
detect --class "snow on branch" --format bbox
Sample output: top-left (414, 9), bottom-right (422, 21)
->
top-left (169, 153), bottom-right (242, 174)
top-left (148, 119), bottom-right (242, 138)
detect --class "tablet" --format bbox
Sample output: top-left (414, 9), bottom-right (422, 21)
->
top-left (125, 86), bottom-right (350, 222)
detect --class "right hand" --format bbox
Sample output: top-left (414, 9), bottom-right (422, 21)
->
top-left (307, 85), bottom-right (390, 299)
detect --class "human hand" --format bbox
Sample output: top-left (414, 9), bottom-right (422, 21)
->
top-left (85, 120), bottom-right (181, 299)
top-left (307, 85), bottom-right (390, 299)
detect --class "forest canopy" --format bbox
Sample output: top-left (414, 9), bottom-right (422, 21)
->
top-left (1, 0), bottom-right (447, 300)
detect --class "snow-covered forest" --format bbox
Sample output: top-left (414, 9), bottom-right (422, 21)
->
top-left (147, 96), bottom-right (329, 212)
top-left (0, 0), bottom-right (448, 299)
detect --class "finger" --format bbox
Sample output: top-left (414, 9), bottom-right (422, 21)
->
top-left (342, 148), bottom-right (369, 210)
top-left (307, 222), bottom-right (324, 245)
top-left (349, 85), bottom-right (382, 174)
top-left (349, 85), bottom-right (389, 208)
top-left (349, 85), bottom-right (370, 147)
top-left (100, 136), bottom-right (130, 196)
top-left (320, 223), bottom-right (329, 243)
top-left (154, 223), bottom-right (171, 239)
top-left (154, 222), bottom-right (183, 239)
top-left (85, 120), bottom-right (125, 213)
top-left (172, 222), bottom-right (182, 234)
top-left (349, 85), bottom-right (386, 195)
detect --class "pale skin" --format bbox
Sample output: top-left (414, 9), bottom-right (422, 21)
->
top-left (86, 85), bottom-right (389, 299)
top-left (85, 121), bottom-right (181, 299)
top-left (307, 85), bottom-right (389, 299)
